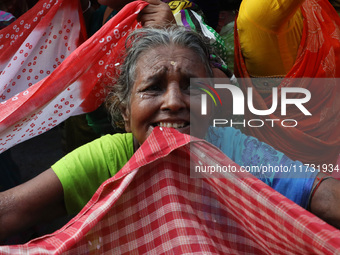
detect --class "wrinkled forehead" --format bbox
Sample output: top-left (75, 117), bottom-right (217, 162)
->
top-left (135, 45), bottom-right (208, 78)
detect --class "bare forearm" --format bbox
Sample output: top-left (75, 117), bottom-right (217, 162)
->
top-left (310, 173), bottom-right (340, 228)
top-left (0, 169), bottom-right (67, 241)
top-left (0, 191), bottom-right (17, 241)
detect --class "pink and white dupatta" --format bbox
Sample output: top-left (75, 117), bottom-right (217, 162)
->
top-left (0, 0), bottom-right (148, 153)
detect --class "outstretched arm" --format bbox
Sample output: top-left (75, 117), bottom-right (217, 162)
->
top-left (138, 0), bottom-right (176, 27)
top-left (310, 173), bottom-right (340, 228)
top-left (0, 168), bottom-right (66, 241)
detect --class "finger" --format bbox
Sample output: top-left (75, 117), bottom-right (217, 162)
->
top-left (139, 15), bottom-right (175, 28)
top-left (138, 14), bottom-right (155, 24)
top-left (137, 13), bottom-right (155, 24)
top-left (140, 2), bottom-right (172, 15)
top-left (139, 5), bottom-right (158, 14)
top-left (142, 0), bottom-right (162, 4)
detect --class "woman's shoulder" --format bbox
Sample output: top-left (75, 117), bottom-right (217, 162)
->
top-left (99, 132), bottom-right (133, 144)
top-left (55, 132), bottom-right (134, 167)
top-left (91, 132), bottom-right (134, 156)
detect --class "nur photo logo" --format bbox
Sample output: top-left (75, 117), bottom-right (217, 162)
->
top-left (195, 78), bottom-right (312, 128)
top-left (196, 81), bottom-right (222, 115)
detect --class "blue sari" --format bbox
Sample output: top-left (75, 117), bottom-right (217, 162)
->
top-left (206, 127), bottom-right (317, 209)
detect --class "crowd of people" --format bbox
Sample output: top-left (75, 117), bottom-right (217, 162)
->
top-left (0, 0), bottom-right (340, 251)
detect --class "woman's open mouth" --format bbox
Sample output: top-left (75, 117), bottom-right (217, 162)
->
top-left (153, 122), bottom-right (189, 129)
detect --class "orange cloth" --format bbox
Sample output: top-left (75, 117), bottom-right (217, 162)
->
top-left (234, 0), bottom-right (340, 165)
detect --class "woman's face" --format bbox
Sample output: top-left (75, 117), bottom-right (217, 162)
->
top-left (122, 45), bottom-right (212, 145)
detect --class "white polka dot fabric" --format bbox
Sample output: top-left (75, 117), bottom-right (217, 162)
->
top-left (0, 0), bottom-right (146, 153)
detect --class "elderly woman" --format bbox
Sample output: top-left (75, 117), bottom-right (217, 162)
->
top-left (0, 26), bottom-right (339, 241)
top-left (64, 0), bottom-right (228, 153)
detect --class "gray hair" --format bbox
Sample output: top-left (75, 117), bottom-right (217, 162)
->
top-left (106, 25), bottom-right (214, 130)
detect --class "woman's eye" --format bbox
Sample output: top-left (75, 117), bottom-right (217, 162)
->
top-left (140, 84), bottom-right (162, 94)
top-left (145, 84), bottom-right (162, 91)
top-left (139, 84), bottom-right (163, 98)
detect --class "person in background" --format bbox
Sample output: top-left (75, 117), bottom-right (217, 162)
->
top-left (234, 0), bottom-right (340, 166)
top-left (0, 10), bottom-right (16, 29)
top-left (329, 0), bottom-right (340, 16)
top-left (215, 0), bottom-right (242, 72)
top-left (0, 0), bottom-right (28, 20)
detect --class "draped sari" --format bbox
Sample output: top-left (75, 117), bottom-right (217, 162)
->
top-left (234, 0), bottom-right (340, 166)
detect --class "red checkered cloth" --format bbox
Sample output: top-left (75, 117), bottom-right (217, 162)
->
top-left (0, 127), bottom-right (339, 254)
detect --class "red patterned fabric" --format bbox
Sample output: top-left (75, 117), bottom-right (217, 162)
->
top-left (234, 0), bottom-right (340, 166)
top-left (0, 127), bottom-right (339, 254)
top-left (0, 0), bottom-right (147, 153)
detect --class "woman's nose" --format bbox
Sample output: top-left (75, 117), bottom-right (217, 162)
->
top-left (160, 85), bottom-right (187, 112)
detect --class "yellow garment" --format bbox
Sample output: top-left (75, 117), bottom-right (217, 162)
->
top-left (237, 0), bottom-right (305, 77)
top-left (168, 0), bottom-right (193, 13)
